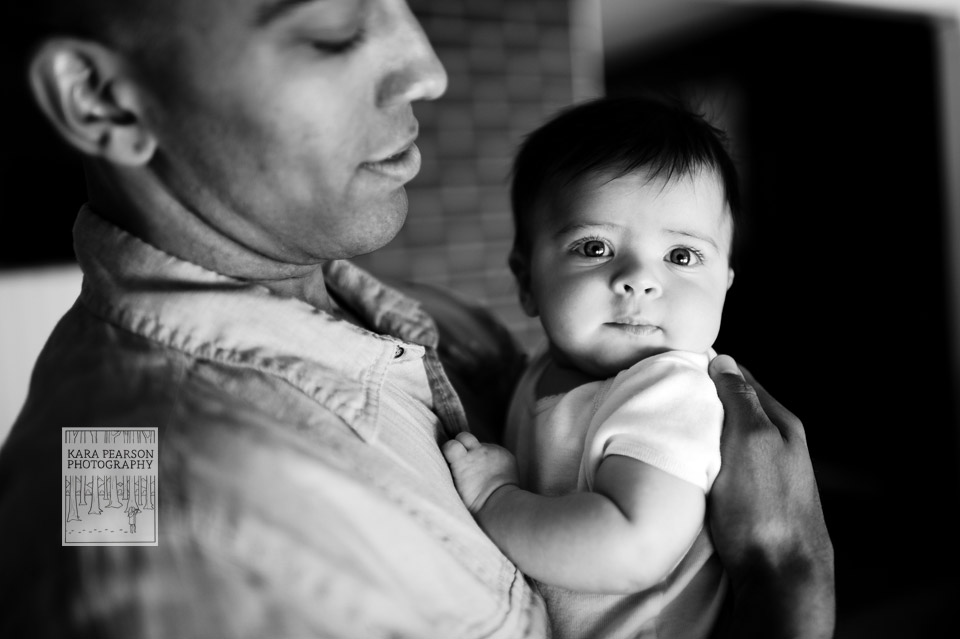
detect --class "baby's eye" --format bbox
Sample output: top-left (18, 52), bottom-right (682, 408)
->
top-left (576, 240), bottom-right (612, 258)
top-left (667, 247), bottom-right (702, 266)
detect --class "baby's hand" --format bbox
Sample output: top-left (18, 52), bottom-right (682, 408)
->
top-left (442, 432), bottom-right (519, 514)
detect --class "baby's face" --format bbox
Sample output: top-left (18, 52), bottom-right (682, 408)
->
top-left (523, 169), bottom-right (735, 378)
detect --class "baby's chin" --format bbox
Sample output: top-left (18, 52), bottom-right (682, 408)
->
top-left (579, 347), bottom-right (673, 379)
top-left (587, 340), bottom-right (718, 377)
top-left (554, 335), bottom-right (713, 379)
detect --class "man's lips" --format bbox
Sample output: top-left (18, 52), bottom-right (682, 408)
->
top-left (360, 140), bottom-right (421, 182)
top-left (370, 131), bottom-right (419, 163)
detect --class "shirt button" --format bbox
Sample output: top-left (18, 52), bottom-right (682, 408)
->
top-left (394, 345), bottom-right (405, 358)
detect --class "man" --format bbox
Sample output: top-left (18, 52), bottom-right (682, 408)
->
top-left (0, 1), bottom-right (834, 637)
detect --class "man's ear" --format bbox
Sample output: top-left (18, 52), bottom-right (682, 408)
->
top-left (508, 247), bottom-right (538, 317)
top-left (727, 267), bottom-right (735, 290)
top-left (28, 38), bottom-right (156, 165)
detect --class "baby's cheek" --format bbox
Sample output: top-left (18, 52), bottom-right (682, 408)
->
top-left (673, 307), bottom-right (723, 352)
top-left (696, 308), bottom-right (724, 349)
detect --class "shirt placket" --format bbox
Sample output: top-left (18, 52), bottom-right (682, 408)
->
top-left (422, 346), bottom-right (468, 440)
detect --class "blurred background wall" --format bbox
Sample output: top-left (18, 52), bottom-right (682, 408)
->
top-left (350, 0), bottom-right (602, 347)
top-left (2, 0), bottom-right (960, 635)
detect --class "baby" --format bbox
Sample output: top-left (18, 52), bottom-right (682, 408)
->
top-left (443, 96), bottom-right (741, 639)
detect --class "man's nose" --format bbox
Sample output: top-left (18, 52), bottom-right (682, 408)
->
top-left (376, 7), bottom-right (448, 107)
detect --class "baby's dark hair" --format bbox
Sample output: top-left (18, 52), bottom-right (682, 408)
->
top-left (509, 95), bottom-right (742, 263)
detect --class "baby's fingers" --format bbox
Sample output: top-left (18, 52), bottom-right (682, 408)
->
top-left (454, 432), bottom-right (481, 450)
top-left (442, 438), bottom-right (467, 463)
top-left (442, 432), bottom-right (482, 464)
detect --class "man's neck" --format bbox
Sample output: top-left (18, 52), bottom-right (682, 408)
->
top-left (84, 161), bottom-right (337, 314)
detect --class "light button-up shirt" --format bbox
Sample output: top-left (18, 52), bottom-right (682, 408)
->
top-left (0, 206), bottom-right (546, 638)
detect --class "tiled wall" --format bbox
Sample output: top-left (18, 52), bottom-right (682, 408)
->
top-left (352, 0), bottom-right (596, 352)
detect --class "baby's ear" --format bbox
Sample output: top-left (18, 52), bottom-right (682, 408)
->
top-left (507, 248), bottom-right (538, 317)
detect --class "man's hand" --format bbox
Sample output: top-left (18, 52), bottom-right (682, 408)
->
top-left (708, 355), bottom-right (836, 639)
top-left (442, 433), bottom-right (519, 514)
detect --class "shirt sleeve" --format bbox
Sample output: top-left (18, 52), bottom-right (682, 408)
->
top-left (578, 352), bottom-right (723, 493)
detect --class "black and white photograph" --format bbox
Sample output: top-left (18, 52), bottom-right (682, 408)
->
top-left (1, 0), bottom-right (958, 637)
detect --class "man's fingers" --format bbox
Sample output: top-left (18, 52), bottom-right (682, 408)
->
top-left (709, 355), bottom-right (769, 441)
top-left (739, 364), bottom-right (786, 419)
top-left (740, 363), bottom-right (805, 442)
top-left (709, 355), bottom-right (762, 410)
top-left (710, 355), bottom-right (805, 445)
top-left (708, 354), bottom-right (742, 380)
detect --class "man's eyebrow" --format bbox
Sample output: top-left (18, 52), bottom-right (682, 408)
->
top-left (255, 0), bottom-right (324, 26)
top-left (665, 229), bottom-right (719, 250)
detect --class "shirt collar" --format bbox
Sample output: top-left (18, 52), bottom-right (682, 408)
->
top-left (73, 205), bottom-right (439, 442)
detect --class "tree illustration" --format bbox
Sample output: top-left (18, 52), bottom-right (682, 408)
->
top-left (65, 477), bottom-right (81, 522)
top-left (87, 476), bottom-right (103, 515)
top-left (103, 475), bottom-right (119, 508)
top-left (103, 475), bottom-right (114, 508)
top-left (76, 474), bottom-right (87, 506)
top-left (123, 476), bottom-right (142, 513)
top-left (108, 475), bottom-right (124, 508)
top-left (145, 476), bottom-right (156, 510)
top-left (137, 476), bottom-right (150, 510)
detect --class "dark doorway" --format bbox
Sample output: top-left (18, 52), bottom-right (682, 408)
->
top-left (605, 6), bottom-right (959, 635)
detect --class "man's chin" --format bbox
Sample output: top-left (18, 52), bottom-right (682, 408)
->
top-left (329, 193), bottom-right (408, 259)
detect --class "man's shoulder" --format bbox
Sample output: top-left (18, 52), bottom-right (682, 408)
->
top-left (7, 301), bottom-right (310, 472)
top-left (12, 302), bottom-right (192, 433)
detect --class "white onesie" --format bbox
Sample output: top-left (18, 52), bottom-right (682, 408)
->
top-left (503, 348), bottom-right (728, 639)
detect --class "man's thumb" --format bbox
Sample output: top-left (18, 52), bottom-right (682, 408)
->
top-left (709, 354), bottom-right (743, 380)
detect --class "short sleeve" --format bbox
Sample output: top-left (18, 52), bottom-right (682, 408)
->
top-left (578, 351), bottom-right (723, 493)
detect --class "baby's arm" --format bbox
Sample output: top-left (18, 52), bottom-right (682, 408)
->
top-left (443, 432), bottom-right (705, 593)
